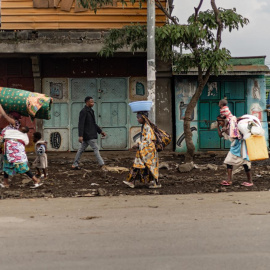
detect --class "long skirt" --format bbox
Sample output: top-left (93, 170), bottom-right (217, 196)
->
top-left (3, 155), bottom-right (29, 176)
top-left (127, 167), bottom-right (155, 184)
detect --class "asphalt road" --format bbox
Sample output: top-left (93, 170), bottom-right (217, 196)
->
top-left (1, 192), bottom-right (270, 270)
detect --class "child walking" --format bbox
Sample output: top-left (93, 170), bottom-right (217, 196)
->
top-left (219, 99), bottom-right (241, 139)
top-left (33, 132), bottom-right (48, 179)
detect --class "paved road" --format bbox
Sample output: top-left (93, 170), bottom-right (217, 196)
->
top-left (1, 192), bottom-right (270, 270)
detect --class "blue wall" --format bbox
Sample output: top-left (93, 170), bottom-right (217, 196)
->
top-left (247, 77), bottom-right (268, 141)
top-left (175, 76), bottom-right (269, 153)
top-left (175, 78), bottom-right (198, 152)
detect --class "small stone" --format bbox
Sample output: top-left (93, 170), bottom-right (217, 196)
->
top-left (159, 162), bottom-right (170, 170)
top-left (207, 164), bottom-right (218, 171)
top-left (178, 162), bottom-right (194, 173)
top-left (97, 188), bottom-right (107, 196)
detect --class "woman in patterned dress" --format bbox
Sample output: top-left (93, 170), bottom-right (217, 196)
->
top-left (123, 111), bottom-right (161, 189)
top-left (0, 105), bottom-right (42, 188)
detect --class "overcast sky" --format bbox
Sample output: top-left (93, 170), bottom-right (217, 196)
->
top-left (173, 0), bottom-right (270, 67)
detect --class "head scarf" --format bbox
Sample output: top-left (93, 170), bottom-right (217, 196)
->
top-left (136, 111), bottom-right (149, 118)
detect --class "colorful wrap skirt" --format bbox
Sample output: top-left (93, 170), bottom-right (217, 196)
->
top-left (3, 155), bottom-right (30, 176)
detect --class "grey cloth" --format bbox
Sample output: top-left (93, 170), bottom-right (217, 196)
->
top-left (73, 139), bottom-right (104, 167)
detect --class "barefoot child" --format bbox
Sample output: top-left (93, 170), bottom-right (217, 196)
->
top-left (219, 99), bottom-right (241, 139)
top-left (33, 132), bottom-right (48, 179)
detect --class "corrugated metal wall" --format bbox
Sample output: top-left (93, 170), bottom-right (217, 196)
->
top-left (1, 0), bottom-right (167, 30)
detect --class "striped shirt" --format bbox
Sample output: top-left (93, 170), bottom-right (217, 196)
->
top-left (220, 106), bottom-right (233, 119)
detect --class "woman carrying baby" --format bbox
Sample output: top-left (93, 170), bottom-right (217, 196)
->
top-left (0, 105), bottom-right (42, 188)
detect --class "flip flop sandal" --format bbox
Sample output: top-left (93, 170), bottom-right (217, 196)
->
top-left (149, 184), bottom-right (162, 189)
top-left (0, 183), bottom-right (9, 188)
top-left (123, 181), bottom-right (135, 188)
top-left (220, 180), bottom-right (232, 186)
top-left (241, 182), bottom-right (253, 187)
top-left (30, 183), bottom-right (43, 189)
top-left (71, 166), bottom-right (81, 170)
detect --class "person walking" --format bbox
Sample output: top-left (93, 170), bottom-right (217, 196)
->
top-left (216, 115), bottom-right (253, 187)
top-left (0, 105), bottom-right (42, 188)
top-left (123, 111), bottom-right (160, 189)
top-left (72, 96), bottom-right (106, 170)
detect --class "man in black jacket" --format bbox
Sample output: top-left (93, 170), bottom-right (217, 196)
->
top-left (72, 96), bottom-right (106, 169)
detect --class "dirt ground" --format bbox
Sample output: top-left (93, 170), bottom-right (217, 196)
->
top-left (1, 150), bottom-right (270, 199)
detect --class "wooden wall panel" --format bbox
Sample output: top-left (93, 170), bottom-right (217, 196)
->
top-left (1, 0), bottom-right (167, 30)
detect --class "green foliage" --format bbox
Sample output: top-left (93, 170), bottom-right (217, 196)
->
top-left (188, 8), bottom-right (249, 32)
top-left (99, 24), bottom-right (147, 57)
top-left (99, 5), bottom-right (248, 77)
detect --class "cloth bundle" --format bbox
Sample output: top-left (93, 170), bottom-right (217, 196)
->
top-left (0, 87), bottom-right (53, 120)
top-left (4, 130), bottom-right (29, 146)
top-left (237, 114), bottom-right (264, 140)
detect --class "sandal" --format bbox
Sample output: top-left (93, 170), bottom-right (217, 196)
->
top-left (220, 180), bottom-right (232, 186)
top-left (241, 182), bottom-right (253, 187)
top-left (0, 183), bottom-right (10, 189)
top-left (123, 181), bottom-right (135, 188)
top-left (30, 182), bottom-right (43, 189)
top-left (149, 184), bottom-right (162, 189)
top-left (71, 166), bottom-right (81, 170)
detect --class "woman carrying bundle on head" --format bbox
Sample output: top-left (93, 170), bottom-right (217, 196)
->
top-left (123, 111), bottom-right (161, 189)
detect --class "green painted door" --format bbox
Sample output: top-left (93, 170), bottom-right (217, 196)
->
top-left (198, 80), bottom-right (246, 150)
top-left (70, 78), bottom-right (128, 151)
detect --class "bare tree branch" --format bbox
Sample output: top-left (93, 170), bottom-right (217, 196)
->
top-left (155, 0), bottom-right (179, 25)
top-left (194, 0), bottom-right (204, 21)
top-left (211, 0), bottom-right (223, 49)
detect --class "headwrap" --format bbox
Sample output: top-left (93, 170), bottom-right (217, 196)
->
top-left (136, 111), bottom-right (149, 118)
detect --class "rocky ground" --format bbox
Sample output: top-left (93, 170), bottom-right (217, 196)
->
top-left (0, 150), bottom-right (270, 199)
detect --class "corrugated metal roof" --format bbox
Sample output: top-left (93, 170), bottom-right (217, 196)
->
top-left (173, 57), bottom-right (270, 76)
top-left (231, 65), bottom-right (270, 72)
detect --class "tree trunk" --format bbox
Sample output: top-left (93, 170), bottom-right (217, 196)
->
top-left (184, 74), bottom-right (210, 162)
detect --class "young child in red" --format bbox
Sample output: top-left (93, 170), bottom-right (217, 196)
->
top-left (219, 99), bottom-right (241, 139)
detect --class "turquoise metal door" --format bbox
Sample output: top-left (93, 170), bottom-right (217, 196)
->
top-left (70, 78), bottom-right (98, 150)
top-left (199, 82), bottom-right (221, 149)
top-left (198, 80), bottom-right (246, 150)
top-left (223, 81), bottom-right (246, 149)
top-left (99, 78), bottom-right (128, 150)
top-left (70, 78), bottom-right (128, 151)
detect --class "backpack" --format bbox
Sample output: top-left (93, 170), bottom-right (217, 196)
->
top-left (37, 144), bottom-right (46, 156)
top-left (144, 117), bottom-right (172, 152)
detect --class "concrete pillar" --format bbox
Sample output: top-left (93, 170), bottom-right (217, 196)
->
top-left (147, 0), bottom-right (156, 123)
top-left (31, 55), bottom-right (43, 133)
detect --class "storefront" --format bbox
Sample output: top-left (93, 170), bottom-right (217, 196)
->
top-left (174, 56), bottom-right (270, 153)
